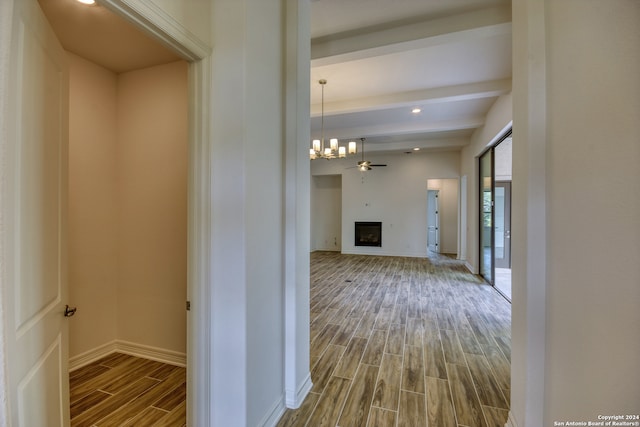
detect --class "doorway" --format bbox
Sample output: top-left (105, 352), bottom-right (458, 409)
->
top-left (427, 189), bottom-right (440, 253)
top-left (479, 130), bottom-right (512, 300)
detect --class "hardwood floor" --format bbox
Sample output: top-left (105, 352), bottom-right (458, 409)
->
top-left (278, 252), bottom-right (511, 427)
top-left (69, 353), bottom-right (186, 426)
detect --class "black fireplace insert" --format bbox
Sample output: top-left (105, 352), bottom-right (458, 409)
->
top-left (355, 222), bottom-right (382, 247)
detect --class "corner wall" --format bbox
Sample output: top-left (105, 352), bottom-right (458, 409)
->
top-left (116, 60), bottom-right (188, 355)
top-left (68, 53), bottom-right (119, 358)
top-left (68, 57), bottom-right (188, 361)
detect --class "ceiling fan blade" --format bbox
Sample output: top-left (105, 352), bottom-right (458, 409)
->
top-left (370, 164), bottom-right (387, 167)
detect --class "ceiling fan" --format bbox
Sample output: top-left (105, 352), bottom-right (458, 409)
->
top-left (354, 138), bottom-right (387, 171)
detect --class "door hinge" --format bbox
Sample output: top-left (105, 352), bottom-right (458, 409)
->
top-left (186, 301), bottom-right (191, 311)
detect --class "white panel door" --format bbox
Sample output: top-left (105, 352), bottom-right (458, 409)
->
top-left (4, 0), bottom-right (70, 424)
top-left (427, 190), bottom-right (439, 253)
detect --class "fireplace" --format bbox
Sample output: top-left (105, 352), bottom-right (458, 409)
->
top-left (355, 222), bottom-right (382, 247)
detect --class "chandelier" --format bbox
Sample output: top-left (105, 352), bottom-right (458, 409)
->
top-left (310, 79), bottom-right (357, 160)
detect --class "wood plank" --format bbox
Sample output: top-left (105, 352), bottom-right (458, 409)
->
top-left (337, 364), bottom-right (379, 427)
top-left (405, 317), bottom-right (424, 347)
top-left (385, 323), bottom-right (405, 355)
top-left (361, 329), bottom-right (387, 366)
top-left (275, 392), bottom-right (321, 427)
top-left (334, 337), bottom-right (368, 379)
top-left (465, 353), bottom-right (509, 409)
top-left (366, 407), bottom-right (396, 427)
top-left (120, 407), bottom-right (169, 426)
top-left (70, 390), bottom-right (111, 419)
top-left (311, 344), bottom-right (346, 393)
top-left (425, 377), bottom-right (456, 427)
top-left (311, 323), bottom-right (341, 359)
top-left (440, 328), bottom-right (466, 365)
top-left (447, 363), bottom-right (487, 427)
top-left (153, 400), bottom-right (186, 427)
top-left (401, 345), bottom-right (425, 394)
top-left (307, 376), bottom-right (352, 427)
top-left (371, 353), bottom-right (402, 410)
top-left (397, 391), bottom-right (427, 427)
top-left (71, 377), bottom-right (161, 427)
top-left (483, 405), bottom-right (510, 427)
top-left (93, 368), bottom-right (185, 427)
top-left (424, 341), bottom-right (447, 380)
top-left (70, 356), bottom-right (150, 403)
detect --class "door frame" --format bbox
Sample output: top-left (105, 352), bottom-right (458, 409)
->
top-left (427, 189), bottom-right (440, 253)
top-left (494, 181), bottom-right (511, 269)
top-left (478, 128), bottom-right (512, 288)
top-left (95, 3), bottom-right (212, 425)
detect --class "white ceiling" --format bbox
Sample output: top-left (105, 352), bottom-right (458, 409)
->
top-left (38, 0), bottom-right (512, 154)
top-left (310, 0), bottom-right (512, 153)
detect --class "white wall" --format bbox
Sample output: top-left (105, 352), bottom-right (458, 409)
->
top-left (509, 0), bottom-right (640, 425)
top-left (311, 175), bottom-right (342, 251)
top-left (312, 150), bottom-right (460, 257)
top-left (543, 0), bottom-right (640, 422)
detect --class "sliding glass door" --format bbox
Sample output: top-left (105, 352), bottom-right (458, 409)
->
top-left (479, 150), bottom-right (493, 284)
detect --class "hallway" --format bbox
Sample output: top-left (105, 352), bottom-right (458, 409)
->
top-left (278, 252), bottom-right (511, 426)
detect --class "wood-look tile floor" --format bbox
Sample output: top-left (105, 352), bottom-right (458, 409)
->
top-left (278, 252), bottom-right (511, 427)
top-left (69, 352), bottom-right (186, 426)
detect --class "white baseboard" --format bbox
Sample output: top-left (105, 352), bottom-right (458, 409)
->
top-left (286, 373), bottom-right (312, 408)
top-left (115, 340), bottom-right (186, 367)
top-left (69, 340), bottom-right (186, 371)
top-left (69, 340), bottom-right (118, 371)
top-left (465, 261), bottom-right (476, 274)
top-left (505, 411), bottom-right (518, 427)
top-left (259, 395), bottom-right (286, 427)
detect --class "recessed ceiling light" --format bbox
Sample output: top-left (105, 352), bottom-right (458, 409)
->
top-left (77, 0), bottom-right (96, 5)
top-left (411, 108), bottom-right (421, 114)
top-left (413, 147), bottom-right (420, 151)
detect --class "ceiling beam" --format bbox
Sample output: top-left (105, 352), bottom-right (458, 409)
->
top-left (311, 79), bottom-right (511, 116)
top-left (315, 116), bottom-right (485, 141)
top-left (311, 6), bottom-right (511, 66)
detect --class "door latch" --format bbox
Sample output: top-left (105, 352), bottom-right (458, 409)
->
top-left (64, 305), bottom-right (77, 317)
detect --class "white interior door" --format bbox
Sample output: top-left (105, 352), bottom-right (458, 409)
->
top-left (3, 0), bottom-right (70, 424)
top-left (427, 190), bottom-right (439, 253)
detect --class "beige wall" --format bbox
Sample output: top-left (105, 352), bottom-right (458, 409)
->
top-left (68, 53), bottom-right (119, 357)
top-left (68, 55), bottom-right (188, 359)
top-left (116, 60), bottom-right (188, 353)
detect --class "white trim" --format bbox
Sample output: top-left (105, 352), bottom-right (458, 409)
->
top-left (286, 373), bottom-right (312, 408)
top-left (68, 341), bottom-right (118, 371)
top-left (115, 340), bottom-right (186, 367)
top-left (68, 340), bottom-right (187, 371)
top-left (100, 0), bottom-right (210, 61)
top-left (465, 261), bottom-right (476, 274)
top-left (505, 410), bottom-right (518, 427)
top-left (258, 395), bottom-right (286, 427)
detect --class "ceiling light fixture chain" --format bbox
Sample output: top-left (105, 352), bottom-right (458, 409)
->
top-left (310, 79), bottom-right (357, 160)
